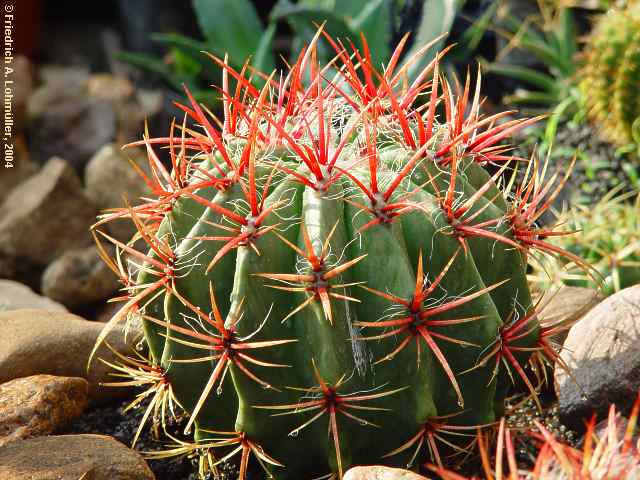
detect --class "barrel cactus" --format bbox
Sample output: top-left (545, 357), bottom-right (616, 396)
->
top-left (581, 1), bottom-right (640, 147)
top-left (93, 31), bottom-right (581, 479)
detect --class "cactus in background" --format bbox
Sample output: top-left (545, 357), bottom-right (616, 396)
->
top-left (581, 1), bottom-right (640, 147)
top-left (93, 30), bottom-right (585, 479)
top-left (529, 188), bottom-right (640, 296)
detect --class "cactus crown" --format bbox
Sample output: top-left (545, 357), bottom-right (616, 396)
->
top-left (581, 1), bottom-right (640, 146)
top-left (93, 30), bottom-right (584, 479)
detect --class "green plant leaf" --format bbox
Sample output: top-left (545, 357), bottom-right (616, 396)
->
top-left (487, 63), bottom-right (558, 93)
top-left (271, 0), bottom-right (358, 63)
top-left (253, 23), bottom-right (277, 79)
top-left (450, 0), bottom-right (498, 60)
top-left (193, 0), bottom-right (265, 64)
top-left (171, 47), bottom-right (203, 78)
top-left (404, 0), bottom-right (460, 83)
top-left (150, 32), bottom-right (220, 82)
top-left (117, 51), bottom-right (190, 92)
top-left (151, 32), bottom-right (209, 56)
top-left (351, 0), bottom-right (391, 68)
top-left (557, 8), bottom-right (577, 69)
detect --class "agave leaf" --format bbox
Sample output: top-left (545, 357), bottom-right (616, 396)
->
top-left (487, 63), bottom-right (558, 94)
top-left (404, 0), bottom-right (460, 84)
top-left (193, 0), bottom-right (270, 67)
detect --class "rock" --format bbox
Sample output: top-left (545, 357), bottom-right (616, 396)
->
top-left (0, 280), bottom-right (66, 312)
top-left (38, 65), bottom-right (91, 90)
top-left (0, 158), bottom-right (96, 267)
top-left (28, 96), bottom-right (117, 170)
top-left (0, 375), bottom-right (88, 447)
top-left (555, 285), bottom-right (640, 429)
top-left (0, 137), bottom-right (36, 205)
top-left (41, 246), bottom-right (120, 310)
top-left (84, 143), bottom-right (150, 241)
top-left (536, 286), bottom-right (603, 345)
top-left (0, 434), bottom-right (155, 480)
top-left (115, 89), bottom-right (164, 146)
top-left (26, 66), bottom-right (89, 120)
top-left (87, 74), bottom-right (134, 102)
top-left (344, 466), bottom-right (429, 480)
top-left (95, 302), bottom-right (124, 323)
top-left (0, 255), bottom-right (39, 286)
top-left (0, 309), bottom-right (141, 402)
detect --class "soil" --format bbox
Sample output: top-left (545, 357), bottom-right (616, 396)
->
top-left (61, 396), bottom-right (237, 480)
top-left (62, 397), bottom-right (197, 479)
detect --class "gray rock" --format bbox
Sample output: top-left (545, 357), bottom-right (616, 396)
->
top-left (84, 143), bottom-right (150, 242)
top-left (0, 280), bottom-right (66, 312)
top-left (555, 285), bottom-right (640, 429)
top-left (344, 466), bottom-right (429, 480)
top-left (0, 375), bottom-right (88, 447)
top-left (0, 309), bottom-right (141, 402)
top-left (27, 65), bottom-right (89, 121)
top-left (536, 286), bottom-right (603, 347)
top-left (29, 96), bottom-right (117, 170)
top-left (41, 246), bottom-right (120, 310)
top-left (0, 137), bottom-right (36, 205)
top-left (38, 65), bottom-right (90, 90)
top-left (0, 434), bottom-right (155, 480)
top-left (0, 158), bottom-right (96, 267)
top-left (87, 74), bottom-right (134, 103)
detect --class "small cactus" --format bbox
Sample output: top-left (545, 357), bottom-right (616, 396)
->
top-left (93, 30), bottom-right (584, 479)
top-left (581, 1), bottom-right (640, 146)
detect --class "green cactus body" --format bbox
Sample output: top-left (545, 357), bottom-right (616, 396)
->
top-left (95, 34), bottom-right (572, 479)
top-left (581, 1), bottom-right (640, 146)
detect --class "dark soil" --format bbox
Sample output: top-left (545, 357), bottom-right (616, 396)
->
top-left (61, 397), bottom-right (199, 480)
top-left (61, 395), bottom-right (238, 480)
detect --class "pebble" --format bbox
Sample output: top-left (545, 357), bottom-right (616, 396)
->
top-left (0, 279), bottom-right (67, 312)
top-left (0, 375), bottom-right (88, 447)
top-left (84, 143), bottom-right (150, 241)
top-left (555, 285), bottom-right (640, 429)
top-left (0, 434), bottom-right (155, 479)
top-left (41, 245), bottom-right (121, 310)
top-left (344, 466), bottom-right (429, 480)
top-left (0, 157), bottom-right (96, 267)
top-left (0, 309), bottom-right (140, 402)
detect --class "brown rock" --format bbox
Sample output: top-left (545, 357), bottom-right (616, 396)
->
top-left (0, 158), bottom-right (96, 267)
top-left (84, 143), bottom-right (150, 241)
top-left (0, 137), bottom-right (36, 205)
top-left (41, 246), bottom-right (120, 310)
top-left (537, 286), bottom-right (602, 325)
top-left (0, 434), bottom-right (155, 480)
top-left (29, 97), bottom-right (117, 171)
top-left (0, 280), bottom-right (67, 312)
top-left (0, 309), bottom-right (141, 402)
top-left (87, 74), bottom-right (134, 102)
top-left (344, 466), bottom-right (429, 480)
top-left (555, 285), bottom-right (640, 429)
top-left (0, 375), bottom-right (88, 447)
top-left (536, 286), bottom-right (603, 344)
